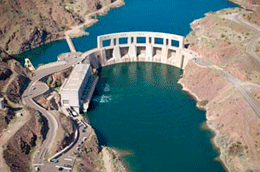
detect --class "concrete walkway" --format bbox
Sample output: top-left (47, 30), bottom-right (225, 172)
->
top-left (65, 35), bottom-right (76, 53)
top-left (102, 147), bottom-right (113, 172)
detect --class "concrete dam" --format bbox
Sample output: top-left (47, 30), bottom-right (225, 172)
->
top-left (60, 32), bottom-right (197, 112)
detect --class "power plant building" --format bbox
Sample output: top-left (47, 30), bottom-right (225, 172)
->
top-left (60, 63), bottom-right (91, 113)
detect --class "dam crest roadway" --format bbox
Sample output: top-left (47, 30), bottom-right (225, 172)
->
top-left (97, 32), bottom-right (193, 68)
top-left (67, 31), bottom-right (196, 69)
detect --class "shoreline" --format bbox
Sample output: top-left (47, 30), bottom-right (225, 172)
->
top-left (9, 0), bottom-right (125, 55)
top-left (179, 78), bottom-right (231, 171)
top-left (180, 0), bottom-right (260, 170)
top-left (64, 0), bottom-right (125, 39)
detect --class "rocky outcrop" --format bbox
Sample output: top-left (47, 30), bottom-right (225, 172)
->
top-left (58, 113), bottom-right (74, 151)
top-left (0, 108), bottom-right (15, 133)
top-left (3, 108), bottom-right (45, 172)
top-left (0, 48), bottom-right (31, 105)
top-left (74, 131), bottom-right (102, 172)
top-left (0, 66), bottom-right (12, 81)
top-left (0, 47), bottom-right (31, 137)
top-left (6, 75), bottom-right (30, 104)
top-left (0, 0), bottom-right (120, 54)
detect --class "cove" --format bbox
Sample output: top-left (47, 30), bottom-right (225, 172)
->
top-left (87, 63), bottom-right (223, 171)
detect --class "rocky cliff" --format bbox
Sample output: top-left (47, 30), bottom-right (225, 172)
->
top-left (0, 0), bottom-right (118, 54)
top-left (0, 48), bottom-right (30, 105)
top-left (0, 47), bottom-right (30, 135)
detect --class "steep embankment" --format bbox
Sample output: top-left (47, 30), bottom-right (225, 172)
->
top-left (0, 48), bottom-right (31, 132)
top-left (0, 0), bottom-right (122, 54)
top-left (181, 0), bottom-right (260, 171)
top-left (0, 48), bottom-right (39, 172)
top-left (3, 108), bottom-right (47, 172)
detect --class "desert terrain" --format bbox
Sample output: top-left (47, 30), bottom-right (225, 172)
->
top-left (181, 0), bottom-right (260, 171)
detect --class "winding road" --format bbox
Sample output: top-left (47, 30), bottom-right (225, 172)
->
top-left (223, 12), bottom-right (260, 117)
top-left (193, 11), bottom-right (260, 166)
top-left (22, 55), bottom-right (86, 170)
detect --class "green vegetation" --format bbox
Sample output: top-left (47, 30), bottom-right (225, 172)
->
top-left (96, 152), bottom-right (105, 170)
top-left (228, 142), bottom-right (245, 157)
top-left (199, 99), bottom-right (209, 106)
top-left (55, 79), bottom-right (61, 88)
top-left (46, 76), bottom-right (53, 86)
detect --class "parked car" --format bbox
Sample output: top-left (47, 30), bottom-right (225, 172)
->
top-left (71, 110), bottom-right (78, 117)
top-left (64, 164), bottom-right (72, 168)
top-left (66, 108), bottom-right (73, 117)
top-left (50, 158), bottom-right (59, 163)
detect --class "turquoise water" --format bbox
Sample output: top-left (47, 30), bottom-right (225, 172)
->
top-left (15, 0), bottom-right (237, 171)
top-left (16, 0), bottom-right (236, 66)
top-left (88, 63), bottom-right (223, 171)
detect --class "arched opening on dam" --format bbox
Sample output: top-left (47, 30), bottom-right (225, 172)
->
top-left (97, 32), bottom-right (192, 68)
top-left (86, 62), bottom-right (226, 172)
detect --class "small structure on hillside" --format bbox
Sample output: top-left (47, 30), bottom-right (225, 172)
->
top-left (24, 58), bottom-right (35, 71)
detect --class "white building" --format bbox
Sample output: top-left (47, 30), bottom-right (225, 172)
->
top-left (60, 63), bottom-right (92, 113)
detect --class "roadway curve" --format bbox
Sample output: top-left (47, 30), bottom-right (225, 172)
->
top-left (22, 54), bottom-right (88, 168)
top-left (194, 12), bottom-right (260, 166)
top-left (224, 12), bottom-right (260, 117)
top-left (225, 12), bottom-right (260, 63)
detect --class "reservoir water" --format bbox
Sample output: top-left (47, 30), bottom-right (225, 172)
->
top-left (16, 0), bottom-right (237, 171)
top-left (88, 63), bottom-right (223, 172)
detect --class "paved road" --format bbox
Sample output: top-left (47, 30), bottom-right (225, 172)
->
top-left (222, 12), bottom-right (260, 117)
top-left (194, 57), bottom-right (260, 117)
top-left (225, 13), bottom-right (260, 63)
top-left (22, 53), bottom-right (87, 171)
top-left (22, 47), bottom-right (102, 171)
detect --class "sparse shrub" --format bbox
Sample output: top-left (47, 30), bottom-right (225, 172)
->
top-left (47, 76), bottom-right (53, 86)
top-left (199, 99), bottom-right (208, 106)
top-left (55, 79), bottom-right (61, 88)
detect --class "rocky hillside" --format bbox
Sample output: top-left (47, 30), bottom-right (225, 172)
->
top-left (181, 0), bottom-right (260, 171)
top-left (3, 108), bottom-right (46, 172)
top-left (186, 7), bottom-right (260, 85)
top-left (0, 0), bottom-right (116, 54)
top-left (0, 48), bottom-right (31, 135)
top-left (0, 48), bottom-right (30, 105)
